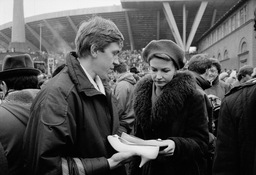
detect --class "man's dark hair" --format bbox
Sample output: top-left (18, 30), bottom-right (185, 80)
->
top-left (187, 54), bottom-right (212, 74)
top-left (2, 75), bottom-right (38, 91)
top-left (237, 65), bottom-right (253, 81)
top-left (130, 67), bottom-right (139, 74)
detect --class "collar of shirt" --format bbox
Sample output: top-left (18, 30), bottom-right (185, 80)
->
top-left (79, 61), bottom-right (106, 95)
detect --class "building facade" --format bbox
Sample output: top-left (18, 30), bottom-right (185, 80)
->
top-left (197, 0), bottom-right (256, 70)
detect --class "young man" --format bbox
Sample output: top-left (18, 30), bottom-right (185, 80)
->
top-left (232, 65), bottom-right (254, 87)
top-left (23, 16), bottom-right (136, 175)
top-left (187, 54), bottom-right (216, 175)
top-left (0, 54), bottom-right (41, 175)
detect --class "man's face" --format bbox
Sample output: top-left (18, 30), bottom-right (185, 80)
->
top-left (242, 74), bottom-right (252, 83)
top-left (94, 42), bottom-right (120, 80)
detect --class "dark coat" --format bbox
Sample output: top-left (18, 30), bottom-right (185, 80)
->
top-left (213, 79), bottom-right (256, 175)
top-left (0, 89), bottom-right (39, 175)
top-left (205, 77), bottom-right (231, 100)
top-left (113, 72), bottom-right (136, 135)
top-left (130, 71), bottom-right (209, 175)
top-left (23, 52), bottom-right (125, 175)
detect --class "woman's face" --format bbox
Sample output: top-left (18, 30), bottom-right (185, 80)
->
top-left (207, 65), bottom-right (218, 82)
top-left (149, 57), bottom-right (177, 89)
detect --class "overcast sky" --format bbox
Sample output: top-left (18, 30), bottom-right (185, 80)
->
top-left (0, 0), bottom-right (121, 25)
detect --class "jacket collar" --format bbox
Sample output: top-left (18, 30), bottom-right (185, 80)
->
top-left (191, 71), bottom-right (211, 90)
top-left (66, 52), bottom-right (111, 97)
top-left (3, 89), bottom-right (39, 104)
top-left (133, 71), bottom-right (196, 129)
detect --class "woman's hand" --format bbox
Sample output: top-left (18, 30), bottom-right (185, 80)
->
top-left (158, 139), bottom-right (175, 156)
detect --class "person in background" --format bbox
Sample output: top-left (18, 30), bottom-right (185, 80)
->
top-left (232, 65), bottom-right (253, 87)
top-left (205, 58), bottom-right (231, 100)
top-left (187, 54), bottom-right (216, 175)
top-left (204, 58), bottom-right (231, 137)
top-left (130, 67), bottom-right (140, 82)
top-left (186, 54), bottom-right (214, 132)
top-left (213, 76), bottom-right (256, 175)
top-left (130, 40), bottom-right (209, 175)
top-left (218, 72), bottom-right (229, 83)
top-left (224, 70), bottom-right (237, 87)
top-left (23, 16), bottom-right (136, 175)
top-left (112, 62), bottom-right (136, 135)
top-left (0, 54), bottom-right (41, 175)
top-left (251, 67), bottom-right (256, 78)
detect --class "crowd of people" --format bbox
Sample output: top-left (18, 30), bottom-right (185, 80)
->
top-left (0, 16), bottom-right (255, 175)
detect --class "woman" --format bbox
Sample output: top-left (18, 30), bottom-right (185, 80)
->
top-left (130, 40), bottom-right (209, 175)
top-left (205, 58), bottom-right (231, 101)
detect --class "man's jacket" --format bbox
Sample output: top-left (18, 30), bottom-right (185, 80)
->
top-left (23, 52), bottom-right (125, 175)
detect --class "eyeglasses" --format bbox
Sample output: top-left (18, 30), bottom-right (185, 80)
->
top-left (208, 68), bottom-right (218, 74)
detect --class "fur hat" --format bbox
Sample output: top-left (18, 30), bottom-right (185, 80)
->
top-left (0, 54), bottom-right (41, 80)
top-left (142, 40), bottom-right (185, 70)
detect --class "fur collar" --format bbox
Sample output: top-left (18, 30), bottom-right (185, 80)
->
top-left (133, 71), bottom-right (196, 129)
top-left (3, 89), bottom-right (39, 105)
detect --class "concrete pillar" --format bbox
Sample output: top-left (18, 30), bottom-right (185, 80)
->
top-left (9, 0), bottom-right (29, 52)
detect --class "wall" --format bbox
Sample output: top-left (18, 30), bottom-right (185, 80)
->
top-left (197, 0), bottom-right (256, 70)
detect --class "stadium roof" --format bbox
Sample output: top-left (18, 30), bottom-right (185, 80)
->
top-left (0, 0), bottom-right (243, 53)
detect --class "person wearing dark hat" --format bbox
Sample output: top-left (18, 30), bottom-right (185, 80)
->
top-left (130, 40), bottom-right (209, 175)
top-left (0, 54), bottom-right (41, 175)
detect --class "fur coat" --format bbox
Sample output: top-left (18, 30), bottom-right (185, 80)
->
top-left (130, 71), bottom-right (209, 175)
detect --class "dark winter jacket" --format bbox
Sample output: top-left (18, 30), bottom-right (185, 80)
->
top-left (113, 72), bottom-right (136, 134)
top-left (130, 71), bottom-right (209, 175)
top-left (23, 52), bottom-right (125, 175)
top-left (191, 72), bottom-right (215, 175)
top-left (191, 72), bottom-right (213, 133)
top-left (213, 79), bottom-right (256, 175)
top-left (0, 89), bottom-right (39, 175)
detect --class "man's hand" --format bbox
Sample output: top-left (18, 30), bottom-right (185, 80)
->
top-left (107, 152), bottom-right (137, 170)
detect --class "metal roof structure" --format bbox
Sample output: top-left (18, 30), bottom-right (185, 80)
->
top-left (0, 0), bottom-right (242, 54)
